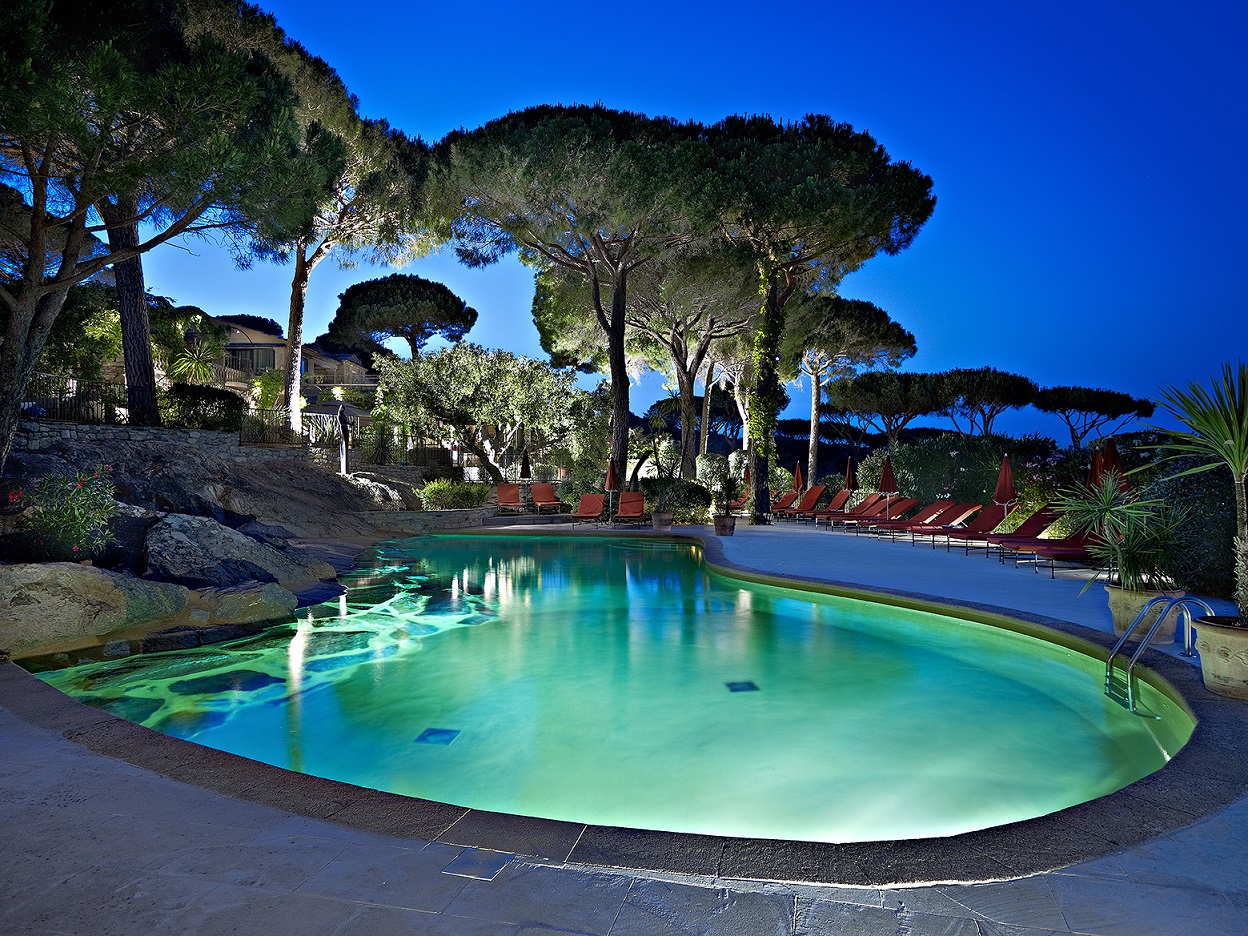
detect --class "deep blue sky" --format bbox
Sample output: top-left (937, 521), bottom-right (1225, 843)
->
top-left (144, 0), bottom-right (1247, 441)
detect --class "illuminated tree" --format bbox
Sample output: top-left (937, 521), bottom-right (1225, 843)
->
top-left (429, 104), bottom-right (693, 487)
top-left (686, 115), bottom-right (935, 517)
top-left (0, 0), bottom-right (331, 463)
top-left (783, 295), bottom-right (916, 481)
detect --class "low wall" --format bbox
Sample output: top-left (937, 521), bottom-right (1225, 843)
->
top-left (13, 421), bottom-right (309, 465)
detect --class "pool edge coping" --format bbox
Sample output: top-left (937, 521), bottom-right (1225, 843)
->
top-left (3, 525), bottom-right (1246, 888)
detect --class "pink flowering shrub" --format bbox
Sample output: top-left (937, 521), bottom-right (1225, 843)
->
top-left (15, 464), bottom-right (118, 561)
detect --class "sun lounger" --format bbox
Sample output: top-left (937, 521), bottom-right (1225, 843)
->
top-left (773, 485), bottom-right (827, 521)
top-left (905, 503), bottom-right (984, 546)
top-left (612, 490), bottom-right (647, 525)
top-left (802, 488), bottom-right (851, 523)
top-left (939, 503), bottom-right (1010, 551)
top-left (569, 493), bottom-right (606, 524)
top-left (982, 505), bottom-right (1062, 560)
top-left (1008, 528), bottom-right (1096, 576)
top-left (768, 490), bottom-right (800, 514)
top-left (814, 492), bottom-right (885, 529)
top-left (869, 500), bottom-right (956, 538)
top-left (530, 483), bottom-right (567, 513)
top-left (845, 497), bottom-right (919, 534)
top-left (495, 483), bottom-right (524, 514)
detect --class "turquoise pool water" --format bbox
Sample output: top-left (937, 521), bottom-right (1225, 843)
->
top-left (36, 534), bottom-right (1193, 843)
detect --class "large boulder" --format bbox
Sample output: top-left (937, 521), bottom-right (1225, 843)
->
top-left (0, 563), bottom-right (189, 657)
top-left (144, 513), bottom-right (335, 589)
top-left (192, 582), bottom-right (298, 625)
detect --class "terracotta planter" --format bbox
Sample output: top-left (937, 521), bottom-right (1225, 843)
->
top-left (1194, 616), bottom-right (1248, 700)
top-left (651, 511), bottom-right (674, 532)
top-left (1105, 584), bottom-right (1185, 642)
top-left (713, 515), bottom-right (736, 537)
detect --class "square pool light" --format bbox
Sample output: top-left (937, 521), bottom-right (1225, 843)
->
top-left (415, 728), bottom-right (461, 745)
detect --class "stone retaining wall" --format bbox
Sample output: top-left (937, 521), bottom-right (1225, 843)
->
top-left (13, 420), bottom-right (309, 464)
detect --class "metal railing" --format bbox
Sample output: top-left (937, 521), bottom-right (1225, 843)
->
top-left (21, 373), bottom-right (130, 425)
top-left (1105, 596), bottom-right (1216, 715)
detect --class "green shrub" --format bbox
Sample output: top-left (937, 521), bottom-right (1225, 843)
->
top-left (159, 384), bottom-right (245, 430)
top-left (640, 477), bottom-right (711, 521)
top-left (15, 464), bottom-right (117, 560)
top-left (416, 479), bottom-right (493, 510)
top-left (1146, 460), bottom-right (1235, 598)
top-left (856, 434), bottom-right (1085, 531)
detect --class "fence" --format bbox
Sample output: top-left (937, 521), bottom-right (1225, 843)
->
top-left (21, 373), bottom-right (130, 425)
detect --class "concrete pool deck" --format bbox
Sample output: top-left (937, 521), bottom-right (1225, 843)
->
top-left (3, 522), bottom-right (1247, 934)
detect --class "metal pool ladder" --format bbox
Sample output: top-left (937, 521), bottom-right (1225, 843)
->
top-left (1105, 596), bottom-right (1216, 716)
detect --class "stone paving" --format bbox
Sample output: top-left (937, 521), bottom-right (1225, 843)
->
top-left (3, 523), bottom-right (1247, 934)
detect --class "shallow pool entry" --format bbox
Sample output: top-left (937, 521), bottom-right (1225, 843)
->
top-left (35, 534), bottom-right (1194, 843)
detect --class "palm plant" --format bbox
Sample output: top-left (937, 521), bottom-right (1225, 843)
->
top-left (1154, 362), bottom-right (1248, 621)
top-left (1055, 472), bottom-right (1186, 593)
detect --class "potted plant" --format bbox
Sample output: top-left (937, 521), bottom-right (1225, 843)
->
top-left (696, 453), bottom-right (742, 535)
top-left (1155, 362), bottom-right (1248, 698)
top-left (1056, 472), bottom-right (1188, 640)
top-left (647, 439), bottom-right (681, 531)
top-left (711, 473), bottom-right (744, 536)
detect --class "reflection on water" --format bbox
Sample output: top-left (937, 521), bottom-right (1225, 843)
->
top-left (35, 534), bottom-right (1194, 843)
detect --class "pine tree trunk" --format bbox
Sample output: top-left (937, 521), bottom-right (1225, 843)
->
top-left (102, 200), bottom-right (159, 426)
top-left (606, 269), bottom-right (631, 490)
top-left (284, 249), bottom-right (310, 433)
top-left (808, 364), bottom-right (821, 486)
top-left (748, 273), bottom-right (785, 521)
top-left (700, 360), bottom-right (714, 457)
top-left (676, 362), bottom-right (698, 479)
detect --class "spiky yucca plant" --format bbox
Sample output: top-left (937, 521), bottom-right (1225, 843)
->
top-left (1155, 362), bottom-right (1248, 621)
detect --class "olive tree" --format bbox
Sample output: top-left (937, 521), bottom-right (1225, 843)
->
top-left (376, 344), bottom-right (582, 483)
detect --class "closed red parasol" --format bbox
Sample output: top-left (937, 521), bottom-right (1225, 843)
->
top-left (1086, 449), bottom-right (1104, 488)
top-left (792, 461), bottom-right (804, 493)
top-left (844, 456), bottom-right (858, 492)
top-left (605, 458), bottom-right (618, 519)
top-left (519, 449), bottom-right (532, 481)
top-left (1101, 438), bottom-right (1131, 492)
top-left (879, 454), bottom-right (899, 514)
top-left (993, 454), bottom-right (1017, 519)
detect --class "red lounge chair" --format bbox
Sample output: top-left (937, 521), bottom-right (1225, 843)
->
top-left (983, 505), bottom-right (1062, 560)
top-left (905, 503), bottom-right (984, 546)
top-left (1009, 528), bottom-right (1096, 576)
top-left (774, 485), bottom-right (827, 520)
top-left (530, 483), bottom-right (567, 514)
top-left (495, 483), bottom-right (524, 514)
top-left (815, 492), bottom-right (885, 529)
top-left (870, 500), bottom-right (956, 538)
top-left (940, 504), bottom-right (1011, 551)
top-left (845, 497), bottom-right (920, 534)
top-left (569, 493), bottom-right (606, 524)
top-left (612, 491), bottom-right (647, 525)
top-left (805, 488), bottom-right (852, 523)
top-left (769, 490), bottom-right (800, 513)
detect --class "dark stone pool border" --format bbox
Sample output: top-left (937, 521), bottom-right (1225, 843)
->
top-left (4, 526), bottom-right (1247, 887)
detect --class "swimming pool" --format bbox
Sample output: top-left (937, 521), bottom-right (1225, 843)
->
top-left (36, 534), bottom-right (1193, 843)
